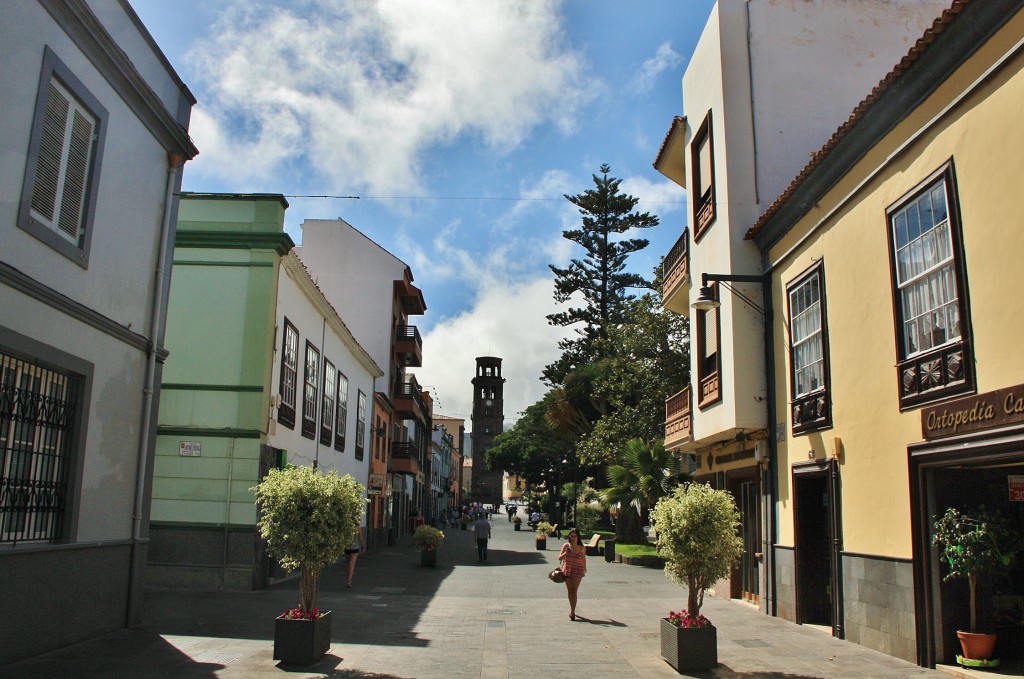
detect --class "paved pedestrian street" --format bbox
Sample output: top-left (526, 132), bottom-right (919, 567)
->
top-left (1, 510), bottom-right (963, 678)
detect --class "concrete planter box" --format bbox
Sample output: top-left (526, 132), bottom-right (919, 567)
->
top-left (274, 610), bottom-right (332, 665)
top-left (661, 617), bottom-right (717, 672)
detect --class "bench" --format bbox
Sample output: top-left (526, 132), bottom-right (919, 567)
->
top-left (585, 534), bottom-right (602, 556)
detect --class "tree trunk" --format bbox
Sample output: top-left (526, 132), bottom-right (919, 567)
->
top-left (615, 505), bottom-right (647, 544)
top-left (688, 575), bottom-right (701, 618)
top-left (968, 573), bottom-right (978, 633)
top-left (299, 565), bottom-right (321, 612)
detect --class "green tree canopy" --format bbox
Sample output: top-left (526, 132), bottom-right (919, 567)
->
top-left (545, 163), bottom-right (658, 385)
top-left (652, 483), bottom-right (743, 620)
top-left (252, 466), bottom-right (365, 612)
top-left (602, 438), bottom-right (678, 544)
top-left (486, 394), bottom-right (570, 486)
top-left (576, 289), bottom-right (689, 466)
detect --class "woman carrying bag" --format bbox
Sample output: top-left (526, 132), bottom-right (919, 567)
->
top-left (558, 529), bottom-right (587, 620)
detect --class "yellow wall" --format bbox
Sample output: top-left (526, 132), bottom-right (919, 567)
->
top-left (767, 18), bottom-right (1024, 556)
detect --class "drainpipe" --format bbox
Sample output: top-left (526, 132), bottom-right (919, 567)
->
top-left (760, 265), bottom-right (778, 619)
top-left (127, 151), bottom-right (185, 626)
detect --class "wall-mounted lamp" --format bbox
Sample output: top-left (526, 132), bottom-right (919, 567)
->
top-left (692, 273), bottom-right (766, 316)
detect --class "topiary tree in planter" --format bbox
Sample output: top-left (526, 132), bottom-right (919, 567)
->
top-left (253, 465), bottom-right (365, 613)
top-left (651, 483), bottom-right (742, 672)
top-left (932, 505), bottom-right (1021, 663)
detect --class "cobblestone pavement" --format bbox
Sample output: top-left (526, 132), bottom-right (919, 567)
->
top-left (1, 507), bottom-right (959, 678)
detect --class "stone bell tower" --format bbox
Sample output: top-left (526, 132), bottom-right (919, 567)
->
top-left (470, 357), bottom-right (505, 506)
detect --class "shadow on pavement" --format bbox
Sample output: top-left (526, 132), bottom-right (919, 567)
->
top-left (0, 629), bottom-right (225, 679)
top-left (573, 615), bottom-right (627, 627)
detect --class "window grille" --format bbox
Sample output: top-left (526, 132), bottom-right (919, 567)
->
top-left (1, 352), bottom-right (76, 545)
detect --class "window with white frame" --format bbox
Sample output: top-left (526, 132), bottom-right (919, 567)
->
top-left (355, 390), bottom-right (366, 461)
top-left (787, 262), bottom-right (831, 433)
top-left (18, 48), bottom-right (107, 267)
top-left (321, 360), bottom-right (336, 446)
top-left (887, 163), bottom-right (973, 408)
top-left (301, 342), bottom-right (320, 439)
top-left (334, 373), bottom-right (348, 452)
top-left (277, 320), bottom-right (298, 428)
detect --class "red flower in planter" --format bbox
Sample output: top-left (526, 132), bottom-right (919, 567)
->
top-left (666, 610), bottom-right (711, 628)
top-left (281, 607), bottom-right (321, 620)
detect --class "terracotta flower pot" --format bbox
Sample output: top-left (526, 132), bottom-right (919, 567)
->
top-left (957, 631), bottom-right (997, 661)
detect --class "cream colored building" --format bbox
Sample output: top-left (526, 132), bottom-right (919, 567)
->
top-left (655, 0), bottom-right (948, 615)
top-left (747, 0), bottom-right (1024, 667)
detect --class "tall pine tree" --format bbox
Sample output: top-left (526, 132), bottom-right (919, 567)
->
top-left (545, 164), bottom-right (658, 384)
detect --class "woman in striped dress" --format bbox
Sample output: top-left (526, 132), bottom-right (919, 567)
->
top-left (559, 529), bottom-right (587, 620)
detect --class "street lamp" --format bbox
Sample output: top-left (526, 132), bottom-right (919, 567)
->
top-left (562, 454), bottom-right (577, 527)
top-left (692, 272), bottom-right (766, 315)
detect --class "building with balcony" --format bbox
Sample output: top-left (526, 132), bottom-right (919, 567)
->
top-left (149, 194), bottom-right (381, 591)
top-left (747, 0), bottom-right (1024, 665)
top-left (655, 0), bottom-right (948, 620)
top-left (434, 414), bottom-right (466, 510)
top-left (297, 219), bottom-right (428, 543)
top-left (0, 0), bottom-right (197, 664)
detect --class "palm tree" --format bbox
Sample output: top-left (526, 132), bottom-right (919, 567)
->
top-left (602, 438), bottom-right (678, 544)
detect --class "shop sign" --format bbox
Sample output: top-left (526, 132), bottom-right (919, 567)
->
top-left (1010, 476), bottom-right (1024, 502)
top-left (368, 473), bottom-right (385, 496)
top-left (921, 383), bottom-right (1024, 440)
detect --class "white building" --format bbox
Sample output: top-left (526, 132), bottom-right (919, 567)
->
top-left (0, 0), bottom-right (196, 664)
top-left (297, 219), bottom-right (429, 540)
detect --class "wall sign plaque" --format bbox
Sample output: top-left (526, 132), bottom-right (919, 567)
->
top-left (921, 383), bottom-right (1024, 440)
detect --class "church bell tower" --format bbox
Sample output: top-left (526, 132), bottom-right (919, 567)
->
top-left (470, 357), bottom-right (505, 506)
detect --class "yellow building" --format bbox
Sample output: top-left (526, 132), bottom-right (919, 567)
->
top-left (747, 0), bottom-right (1024, 667)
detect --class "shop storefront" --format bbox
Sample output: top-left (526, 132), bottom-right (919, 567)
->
top-left (909, 384), bottom-right (1024, 667)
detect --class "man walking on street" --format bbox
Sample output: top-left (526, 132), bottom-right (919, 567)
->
top-left (473, 513), bottom-right (492, 562)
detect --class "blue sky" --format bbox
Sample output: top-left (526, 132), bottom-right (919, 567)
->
top-left (132, 0), bottom-right (716, 425)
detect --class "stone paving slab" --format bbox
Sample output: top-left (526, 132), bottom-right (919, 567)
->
top-left (0, 507), bottom-right (952, 678)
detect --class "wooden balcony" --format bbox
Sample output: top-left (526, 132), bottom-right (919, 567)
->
top-left (661, 229), bottom-right (690, 315)
top-left (394, 278), bottom-right (426, 316)
top-left (394, 324), bottom-right (423, 367)
top-left (393, 376), bottom-right (428, 423)
top-left (389, 441), bottom-right (421, 475)
top-left (664, 385), bottom-right (693, 451)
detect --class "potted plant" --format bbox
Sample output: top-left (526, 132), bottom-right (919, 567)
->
top-left (932, 505), bottom-right (1021, 666)
top-left (535, 521), bottom-right (554, 550)
top-left (414, 525), bottom-right (445, 566)
top-left (651, 483), bottom-right (743, 673)
top-left (252, 466), bottom-right (365, 665)
top-left (513, 515), bottom-right (523, 531)
top-left (459, 513), bottom-right (472, 530)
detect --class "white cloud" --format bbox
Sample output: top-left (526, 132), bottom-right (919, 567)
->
top-left (412, 275), bottom-right (570, 429)
top-left (183, 0), bottom-right (594, 195)
top-left (634, 41), bottom-right (682, 93)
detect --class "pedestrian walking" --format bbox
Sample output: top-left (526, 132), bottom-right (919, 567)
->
top-left (507, 504), bottom-right (514, 522)
top-left (473, 513), bottom-right (492, 562)
top-left (345, 525), bottom-right (364, 588)
top-left (558, 528), bottom-right (587, 620)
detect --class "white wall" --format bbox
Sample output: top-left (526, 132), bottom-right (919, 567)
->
top-left (297, 219), bottom-right (411, 390)
top-left (270, 255), bottom-right (381, 509)
top-left (682, 0), bottom-right (949, 443)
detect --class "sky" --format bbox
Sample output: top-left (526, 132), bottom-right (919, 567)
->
top-left (131, 0), bottom-right (717, 429)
